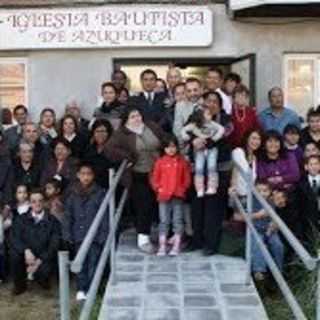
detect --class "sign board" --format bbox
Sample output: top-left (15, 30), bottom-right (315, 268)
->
top-left (230, 0), bottom-right (320, 11)
top-left (0, 6), bottom-right (213, 50)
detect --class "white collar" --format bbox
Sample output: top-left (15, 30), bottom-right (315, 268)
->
top-left (308, 175), bottom-right (320, 185)
top-left (17, 202), bottom-right (30, 215)
top-left (285, 143), bottom-right (298, 150)
top-left (64, 133), bottom-right (76, 142)
top-left (31, 210), bottom-right (45, 222)
top-left (144, 91), bottom-right (155, 100)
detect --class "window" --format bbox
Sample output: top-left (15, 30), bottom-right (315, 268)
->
top-left (284, 54), bottom-right (320, 117)
top-left (0, 58), bottom-right (27, 111)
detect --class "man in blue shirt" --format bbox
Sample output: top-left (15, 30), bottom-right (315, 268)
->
top-left (259, 87), bottom-right (301, 134)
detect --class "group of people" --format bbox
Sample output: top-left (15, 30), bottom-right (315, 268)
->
top-left (0, 65), bottom-right (319, 301)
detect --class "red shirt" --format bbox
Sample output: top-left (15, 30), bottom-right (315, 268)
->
top-left (150, 154), bottom-right (191, 202)
top-left (229, 105), bottom-right (260, 147)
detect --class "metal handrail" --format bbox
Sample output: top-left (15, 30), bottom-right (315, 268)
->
top-left (79, 189), bottom-right (128, 320)
top-left (71, 160), bottom-right (128, 273)
top-left (233, 160), bottom-right (317, 271)
top-left (232, 158), bottom-right (320, 320)
top-left (233, 195), bottom-right (308, 320)
top-left (59, 160), bottom-right (128, 320)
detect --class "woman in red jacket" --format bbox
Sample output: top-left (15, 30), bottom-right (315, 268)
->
top-left (150, 137), bottom-right (191, 256)
top-left (229, 84), bottom-right (260, 148)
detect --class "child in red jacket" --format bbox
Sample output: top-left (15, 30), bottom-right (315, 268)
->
top-left (150, 137), bottom-right (191, 256)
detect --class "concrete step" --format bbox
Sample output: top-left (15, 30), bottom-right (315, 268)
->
top-left (98, 231), bottom-right (269, 320)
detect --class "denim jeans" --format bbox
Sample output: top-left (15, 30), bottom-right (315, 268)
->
top-left (75, 242), bottom-right (102, 292)
top-left (159, 198), bottom-right (184, 236)
top-left (194, 148), bottom-right (218, 177)
top-left (251, 230), bottom-right (284, 273)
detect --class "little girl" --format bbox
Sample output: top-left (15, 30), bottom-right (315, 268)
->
top-left (150, 137), bottom-right (191, 256)
top-left (1, 184), bottom-right (30, 281)
top-left (3, 184), bottom-right (30, 229)
top-left (181, 108), bottom-right (225, 197)
top-left (44, 176), bottom-right (64, 222)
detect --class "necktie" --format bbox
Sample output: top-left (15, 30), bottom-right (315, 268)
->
top-left (147, 92), bottom-right (153, 107)
top-left (312, 179), bottom-right (318, 193)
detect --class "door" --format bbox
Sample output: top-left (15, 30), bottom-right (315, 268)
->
top-left (230, 53), bottom-right (256, 105)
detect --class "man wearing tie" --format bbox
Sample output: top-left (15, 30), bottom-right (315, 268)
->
top-left (297, 155), bottom-right (320, 244)
top-left (128, 69), bottom-right (167, 127)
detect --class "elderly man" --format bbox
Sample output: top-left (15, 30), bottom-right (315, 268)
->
top-left (259, 87), bottom-right (301, 134)
top-left (166, 67), bottom-right (183, 103)
top-left (10, 189), bottom-right (61, 295)
top-left (20, 122), bottom-right (50, 165)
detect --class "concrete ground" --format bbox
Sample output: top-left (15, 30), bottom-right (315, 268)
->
top-left (99, 230), bottom-right (269, 320)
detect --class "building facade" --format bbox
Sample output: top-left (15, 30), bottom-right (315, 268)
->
top-left (0, 0), bottom-right (320, 119)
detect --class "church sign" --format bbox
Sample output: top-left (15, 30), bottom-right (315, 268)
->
top-left (0, 6), bottom-right (213, 50)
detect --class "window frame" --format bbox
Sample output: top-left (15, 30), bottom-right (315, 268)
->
top-left (0, 57), bottom-right (28, 110)
top-left (283, 53), bottom-right (320, 115)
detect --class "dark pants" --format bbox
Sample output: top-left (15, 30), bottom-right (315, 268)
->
top-left (130, 172), bottom-right (157, 235)
top-left (11, 250), bottom-right (53, 290)
top-left (192, 171), bottom-right (230, 252)
top-left (75, 242), bottom-right (102, 292)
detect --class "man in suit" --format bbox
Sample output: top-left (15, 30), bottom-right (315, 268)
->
top-left (128, 69), bottom-right (167, 127)
top-left (296, 155), bottom-right (320, 244)
top-left (3, 104), bottom-right (28, 155)
top-left (10, 189), bottom-right (61, 295)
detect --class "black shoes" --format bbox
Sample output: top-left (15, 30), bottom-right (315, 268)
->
top-left (12, 285), bottom-right (27, 296)
top-left (203, 248), bottom-right (215, 256)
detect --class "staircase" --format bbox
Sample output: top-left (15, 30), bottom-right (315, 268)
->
top-left (98, 230), bottom-right (269, 320)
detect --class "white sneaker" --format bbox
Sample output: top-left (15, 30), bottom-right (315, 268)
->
top-left (76, 291), bottom-right (87, 301)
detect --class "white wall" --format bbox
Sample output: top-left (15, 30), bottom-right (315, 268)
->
top-left (5, 4), bottom-right (320, 120)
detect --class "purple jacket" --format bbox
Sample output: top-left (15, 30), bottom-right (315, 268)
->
top-left (286, 146), bottom-right (304, 167)
top-left (257, 152), bottom-right (300, 190)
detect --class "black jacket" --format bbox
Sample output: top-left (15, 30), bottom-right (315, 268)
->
top-left (296, 176), bottom-right (320, 238)
top-left (64, 183), bottom-right (107, 245)
top-left (300, 127), bottom-right (320, 149)
top-left (84, 144), bottom-right (115, 189)
top-left (128, 92), bottom-right (167, 125)
top-left (0, 142), bottom-right (12, 205)
top-left (11, 159), bottom-right (41, 192)
top-left (10, 210), bottom-right (61, 262)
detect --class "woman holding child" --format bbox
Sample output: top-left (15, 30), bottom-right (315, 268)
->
top-left (105, 107), bottom-right (168, 254)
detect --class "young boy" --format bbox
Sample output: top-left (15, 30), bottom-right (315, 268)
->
top-left (283, 124), bottom-right (303, 167)
top-left (296, 155), bottom-right (320, 244)
top-left (10, 189), bottom-right (61, 295)
top-left (64, 162), bottom-right (106, 301)
top-left (249, 180), bottom-right (284, 281)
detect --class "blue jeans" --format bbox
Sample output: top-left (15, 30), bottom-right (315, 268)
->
top-left (159, 198), bottom-right (184, 236)
top-left (251, 230), bottom-right (284, 273)
top-left (75, 242), bottom-right (102, 292)
top-left (194, 148), bottom-right (218, 177)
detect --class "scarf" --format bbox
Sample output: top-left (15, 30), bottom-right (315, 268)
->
top-left (125, 123), bottom-right (145, 136)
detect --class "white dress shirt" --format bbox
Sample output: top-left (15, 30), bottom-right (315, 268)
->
top-left (216, 88), bottom-right (232, 115)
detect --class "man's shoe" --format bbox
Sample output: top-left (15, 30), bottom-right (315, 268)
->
top-left (184, 242), bottom-right (202, 252)
top-left (203, 248), bottom-right (215, 256)
top-left (12, 285), bottom-right (27, 296)
top-left (38, 278), bottom-right (51, 290)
